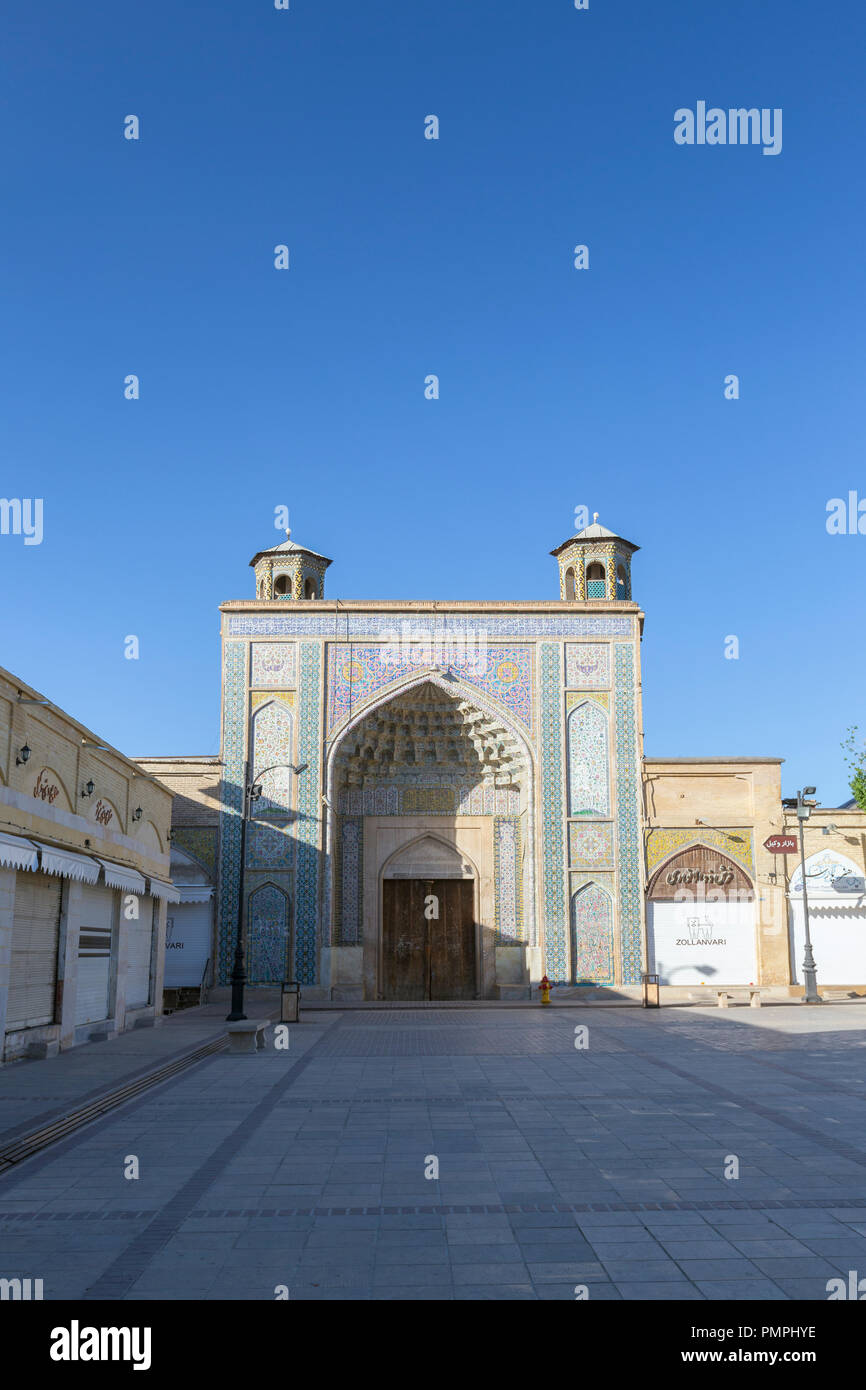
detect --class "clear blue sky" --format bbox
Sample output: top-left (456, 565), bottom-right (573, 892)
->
top-left (2, 0), bottom-right (863, 806)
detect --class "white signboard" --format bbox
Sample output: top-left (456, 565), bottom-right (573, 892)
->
top-left (648, 899), bottom-right (757, 986)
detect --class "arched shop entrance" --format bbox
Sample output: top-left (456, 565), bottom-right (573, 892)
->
top-left (646, 845), bottom-right (756, 987)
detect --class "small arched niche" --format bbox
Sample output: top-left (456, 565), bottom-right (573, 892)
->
top-left (586, 561), bottom-right (606, 598)
top-left (383, 835), bottom-right (473, 881)
top-left (564, 567), bottom-right (576, 600)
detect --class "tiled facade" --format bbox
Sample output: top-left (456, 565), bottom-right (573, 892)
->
top-left (213, 584), bottom-right (645, 994)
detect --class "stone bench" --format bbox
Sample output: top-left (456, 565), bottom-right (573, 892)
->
top-left (226, 1019), bottom-right (270, 1054)
top-left (716, 988), bottom-right (763, 1009)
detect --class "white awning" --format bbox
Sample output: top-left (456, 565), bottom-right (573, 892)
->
top-left (34, 842), bottom-right (100, 884)
top-left (176, 885), bottom-right (213, 903)
top-left (97, 858), bottom-right (147, 894)
top-left (148, 876), bottom-right (182, 903)
top-left (0, 830), bottom-right (39, 872)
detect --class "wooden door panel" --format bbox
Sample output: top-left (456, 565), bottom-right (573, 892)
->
top-left (430, 880), bottom-right (476, 1001)
top-left (383, 880), bottom-right (426, 1000)
top-left (383, 878), bottom-right (476, 1000)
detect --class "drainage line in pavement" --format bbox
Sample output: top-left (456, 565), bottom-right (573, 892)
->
top-left (0, 1035), bottom-right (229, 1174)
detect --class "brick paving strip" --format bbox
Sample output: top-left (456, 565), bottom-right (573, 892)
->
top-left (0, 996), bottom-right (281, 1149)
top-left (2, 1196), bottom-right (865, 1223)
top-left (0, 1036), bottom-right (230, 1172)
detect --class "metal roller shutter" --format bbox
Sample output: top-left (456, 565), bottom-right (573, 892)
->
top-left (7, 872), bottom-right (62, 1029)
top-left (125, 896), bottom-right (154, 1007)
top-left (164, 901), bottom-right (212, 988)
top-left (647, 898), bottom-right (758, 986)
top-left (789, 901), bottom-right (866, 985)
top-left (75, 884), bottom-right (114, 1025)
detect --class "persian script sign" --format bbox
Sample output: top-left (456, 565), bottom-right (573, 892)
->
top-left (33, 769), bottom-right (61, 803)
top-left (648, 846), bottom-right (753, 902)
top-left (764, 835), bottom-right (798, 854)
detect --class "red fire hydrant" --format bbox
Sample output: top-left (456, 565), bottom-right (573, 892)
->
top-left (540, 974), bottom-right (551, 1006)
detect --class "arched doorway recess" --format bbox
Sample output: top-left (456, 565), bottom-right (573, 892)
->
top-left (324, 673), bottom-right (536, 999)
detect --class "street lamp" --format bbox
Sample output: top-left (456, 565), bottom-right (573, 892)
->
top-left (783, 786), bottom-right (822, 1004)
top-left (226, 760), bottom-right (304, 1022)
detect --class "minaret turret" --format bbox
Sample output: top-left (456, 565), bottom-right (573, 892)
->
top-left (550, 514), bottom-right (639, 601)
top-left (250, 529), bottom-right (332, 600)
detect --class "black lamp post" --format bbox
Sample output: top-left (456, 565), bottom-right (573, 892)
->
top-left (784, 787), bottom-right (822, 1005)
top-left (226, 760), bottom-right (304, 1022)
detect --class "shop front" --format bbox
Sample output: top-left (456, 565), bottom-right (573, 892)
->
top-left (646, 845), bottom-right (757, 987)
top-left (0, 661), bottom-right (177, 1063)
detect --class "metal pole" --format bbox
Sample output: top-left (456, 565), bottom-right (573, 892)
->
top-left (797, 790), bottom-right (821, 1004)
top-left (226, 760), bottom-right (250, 1021)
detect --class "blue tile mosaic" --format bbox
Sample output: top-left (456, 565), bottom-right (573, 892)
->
top-left (539, 643), bottom-right (568, 981)
top-left (229, 614), bottom-right (633, 639)
top-left (614, 642), bottom-right (643, 984)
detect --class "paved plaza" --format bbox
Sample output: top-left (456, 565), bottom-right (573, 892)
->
top-left (2, 1001), bottom-right (866, 1300)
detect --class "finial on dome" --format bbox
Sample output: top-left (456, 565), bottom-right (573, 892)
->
top-left (593, 512), bottom-right (599, 523)
top-left (285, 527), bottom-right (291, 541)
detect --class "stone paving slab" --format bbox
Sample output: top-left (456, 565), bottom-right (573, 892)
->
top-left (1, 1003), bottom-right (865, 1299)
top-left (0, 995), bottom-right (283, 1143)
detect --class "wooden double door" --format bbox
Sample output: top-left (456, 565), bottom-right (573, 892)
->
top-left (383, 879), bottom-right (477, 1000)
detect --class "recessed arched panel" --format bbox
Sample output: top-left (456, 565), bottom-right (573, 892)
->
top-left (251, 700), bottom-right (293, 815)
top-left (136, 820), bottom-right (163, 854)
top-left (790, 850), bottom-right (862, 895)
top-left (30, 766), bottom-right (73, 811)
top-left (383, 834), bottom-right (474, 880)
top-left (567, 702), bottom-right (610, 817)
top-left (247, 882), bottom-right (291, 983)
top-left (571, 882), bottom-right (614, 984)
top-left (89, 795), bottom-right (122, 831)
top-left (586, 561), bottom-right (606, 599)
top-left (564, 567), bottom-right (576, 600)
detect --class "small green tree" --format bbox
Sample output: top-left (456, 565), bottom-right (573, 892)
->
top-left (841, 726), bottom-right (866, 811)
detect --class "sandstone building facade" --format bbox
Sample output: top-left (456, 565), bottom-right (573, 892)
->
top-left (0, 667), bottom-right (177, 1063)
